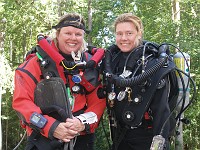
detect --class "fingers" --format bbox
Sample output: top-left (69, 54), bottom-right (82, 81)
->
top-left (63, 121), bottom-right (73, 128)
top-left (67, 128), bottom-right (78, 135)
top-left (62, 138), bottom-right (70, 143)
top-left (53, 122), bottom-right (78, 141)
top-left (66, 117), bottom-right (85, 132)
top-left (65, 118), bottom-right (74, 124)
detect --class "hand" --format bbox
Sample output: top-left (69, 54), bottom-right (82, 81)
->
top-left (66, 117), bottom-right (85, 133)
top-left (107, 74), bottom-right (123, 85)
top-left (53, 122), bottom-right (78, 142)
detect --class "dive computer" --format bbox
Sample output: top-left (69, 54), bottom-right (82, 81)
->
top-left (30, 112), bottom-right (47, 129)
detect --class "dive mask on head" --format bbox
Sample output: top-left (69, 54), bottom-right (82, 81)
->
top-left (52, 16), bottom-right (86, 31)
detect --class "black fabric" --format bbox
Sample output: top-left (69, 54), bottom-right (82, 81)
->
top-left (25, 132), bottom-right (63, 150)
top-left (74, 134), bottom-right (95, 150)
top-left (40, 105), bottom-right (68, 122)
top-left (73, 106), bottom-right (87, 116)
top-left (34, 77), bottom-right (72, 119)
top-left (34, 77), bottom-right (73, 148)
top-left (150, 76), bottom-right (171, 139)
top-left (59, 51), bottom-right (74, 61)
top-left (48, 120), bottom-right (61, 140)
top-left (113, 127), bottom-right (169, 150)
top-left (97, 87), bottom-right (106, 99)
top-left (111, 59), bottom-right (174, 128)
top-left (168, 70), bottom-right (179, 137)
top-left (36, 45), bottom-right (60, 79)
top-left (86, 60), bottom-right (96, 68)
top-left (111, 76), bottom-right (171, 149)
top-left (105, 42), bottom-right (177, 150)
top-left (112, 128), bottom-right (153, 150)
top-left (52, 16), bottom-right (86, 31)
top-left (25, 133), bottom-right (95, 150)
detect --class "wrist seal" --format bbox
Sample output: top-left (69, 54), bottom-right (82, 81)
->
top-left (76, 112), bottom-right (98, 125)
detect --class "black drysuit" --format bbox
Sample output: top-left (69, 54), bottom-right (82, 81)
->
top-left (105, 46), bottom-right (174, 150)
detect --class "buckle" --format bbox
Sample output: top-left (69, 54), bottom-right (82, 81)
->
top-left (130, 122), bottom-right (142, 129)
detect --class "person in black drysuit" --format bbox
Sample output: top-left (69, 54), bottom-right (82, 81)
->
top-left (103, 13), bottom-right (178, 150)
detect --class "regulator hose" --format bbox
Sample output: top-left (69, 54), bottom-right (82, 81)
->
top-left (105, 44), bottom-right (169, 87)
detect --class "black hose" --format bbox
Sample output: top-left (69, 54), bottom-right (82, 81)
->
top-left (105, 54), bottom-right (168, 87)
top-left (114, 56), bottom-right (167, 87)
top-left (175, 68), bottom-right (196, 120)
top-left (105, 44), bottom-right (169, 87)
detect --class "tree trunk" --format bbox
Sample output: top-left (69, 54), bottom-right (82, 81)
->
top-left (0, 86), bottom-right (2, 150)
top-left (57, 0), bottom-right (62, 17)
top-left (87, 0), bottom-right (92, 46)
top-left (172, 1), bottom-right (184, 149)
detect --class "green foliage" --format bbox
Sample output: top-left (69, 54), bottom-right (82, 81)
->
top-left (95, 111), bottom-right (111, 150)
top-left (178, 1), bottom-right (200, 149)
top-left (183, 101), bottom-right (200, 149)
top-left (2, 91), bottom-right (26, 149)
top-left (2, 0), bottom-right (62, 66)
top-left (0, 55), bottom-right (14, 93)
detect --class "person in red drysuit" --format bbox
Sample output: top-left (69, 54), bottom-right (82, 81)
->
top-left (12, 13), bottom-right (106, 150)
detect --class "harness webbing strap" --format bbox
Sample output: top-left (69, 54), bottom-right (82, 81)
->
top-left (37, 35), bottom-right (64, 64)
top-left (113, 127), bottom-right (128, 150)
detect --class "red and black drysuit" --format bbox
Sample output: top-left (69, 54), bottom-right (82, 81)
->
top-left (12, 40), bottom-right (106, 150)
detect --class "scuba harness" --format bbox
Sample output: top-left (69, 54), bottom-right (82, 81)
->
top-left (103, 41), bottom-right (196, 150)
top-left (104, 42), bottom-right (173, 150)
top-left (36, 34), bottom-right (104, 92)
top-left (105, 42), bottom-right (172, 127)
top-left (15, 35), bottom-right (105, 150)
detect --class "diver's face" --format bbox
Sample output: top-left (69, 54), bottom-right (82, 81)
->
top-left (115, 22), bottom-right (141, 52)
top-left (57, 26), bottom-right (84, 54)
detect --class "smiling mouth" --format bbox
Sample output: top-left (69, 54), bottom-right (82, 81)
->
top-left (68, 43), bottom-right (76, 47)
top-left (121, 43), bottom-right (129, 46)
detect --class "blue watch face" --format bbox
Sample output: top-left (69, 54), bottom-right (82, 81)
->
top-left (30, 112), bottom-right (47, 129)
top-left (31, 115), bottom-right (40, 123)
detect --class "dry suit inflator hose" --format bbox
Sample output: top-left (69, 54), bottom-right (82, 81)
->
top-left (105, 45), bottom-right (169, 87)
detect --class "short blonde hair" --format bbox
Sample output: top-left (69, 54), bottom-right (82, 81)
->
top-left (53, 13), bottom-right (87, 51)
top-left (114, 13), bottom-right (143, 46)
top-left (114, 13), bottom-right (143, 34)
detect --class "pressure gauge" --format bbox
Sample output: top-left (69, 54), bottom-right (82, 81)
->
top-left (117, 91), bottom-right (126, 101)
top-left (108, 92), bottom-right (116, 100)
top-left (72, 85), bottom-right (80, 93)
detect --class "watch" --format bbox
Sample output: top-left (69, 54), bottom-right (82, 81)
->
top-left (30, 112), bottom-right (47, 129)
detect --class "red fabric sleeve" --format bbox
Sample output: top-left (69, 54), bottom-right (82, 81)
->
top-left (12, 57), bottom-right (57, 138)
